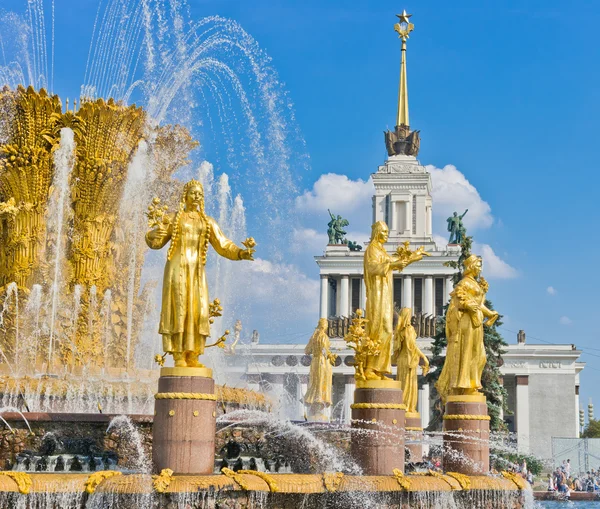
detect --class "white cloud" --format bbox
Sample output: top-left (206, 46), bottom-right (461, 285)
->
top-left (296, 173), bottom-right (374, 215)
top-left (292, 228), bottom-right (328, 253)
top-left (559, 316), bottom-right (572, 325)
top-left (433, 234), bottom-right (448, 250)
top-left (245, 258), bottom-right (319, 315)
top-left (547, 286), bottom-right (557, 296)
top-left (474, 243), bottom-right (518, 279)
top-left (428, 164), bottom-right (494, 231)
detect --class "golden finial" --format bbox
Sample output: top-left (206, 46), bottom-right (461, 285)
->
top-left (394, 10), bottom-right (414, 127)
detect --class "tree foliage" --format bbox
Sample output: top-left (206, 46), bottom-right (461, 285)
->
top-left (424, 235), bottom-right (509, 431)
top-left (582, 419), bottom-right (600, 438)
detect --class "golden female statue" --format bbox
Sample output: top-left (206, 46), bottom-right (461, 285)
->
top-left (304, 318), bottom-right (337, 421)
top-left (393, 308), bottom-right (429, 414)
top-left (363, 221), bottom-right (427, 380)
top-left (145, 180), bottom-right (255, 368)
top-left (435, 255), bottom-right (498, 404)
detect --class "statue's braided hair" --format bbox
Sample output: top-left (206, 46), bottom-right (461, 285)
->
top-left (167, 180), bottom-right (209, 261)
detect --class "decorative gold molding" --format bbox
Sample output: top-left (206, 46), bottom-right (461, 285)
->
top-left (0, 471), bottom-right (32, 494)
top-left (351, 403), bottom-right (407, 410)
top-left (152, 468), bottom-right (174, 493)
top-left (443, 414), bottom-right (491, 421)
top-left (84, 471), bottom-right (122, 494)
top-left (356, 379), bottom-right (402, 389)
top-left (155, 392), bottom-right (217, 401)
top-left (160, 366), bottom-right (213, 378)
top-left (447, 394), bottom-right (486, 403)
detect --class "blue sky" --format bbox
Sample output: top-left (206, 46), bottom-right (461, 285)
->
top-left (2, 0), bottom-right (599, 408)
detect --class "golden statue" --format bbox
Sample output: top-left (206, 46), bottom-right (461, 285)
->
top-left (393, 308), bottom-right (429, 414)
top-left (435, 255), bottom-right (499, 404)
top-left (304, 318), bottom-right (337, 421)
top-left (363, 222), bottom-right (428, 380)
top-left (145, 179), bottom-right (255, 368)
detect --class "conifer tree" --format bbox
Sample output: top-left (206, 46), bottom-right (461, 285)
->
top-left (424, 235), bottom-right (509, 431)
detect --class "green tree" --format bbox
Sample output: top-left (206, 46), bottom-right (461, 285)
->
top-left (424, 235), bottom-right (509, 431)
top-left (582, 419), bottom-right (600, 438)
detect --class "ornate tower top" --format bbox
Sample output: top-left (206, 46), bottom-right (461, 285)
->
top-left (384, 10), bottom-right (421, 158)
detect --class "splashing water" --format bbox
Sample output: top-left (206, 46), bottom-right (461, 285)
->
top-left (106, 415), bottom-right (151, 473)
top-left (47, 127), bottom-right (76, 374)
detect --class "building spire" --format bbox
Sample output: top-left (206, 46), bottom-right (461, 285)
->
top-left (384, 10), bottom-right (420, 158)
top-left (394, 10), bottom-right (414, 127)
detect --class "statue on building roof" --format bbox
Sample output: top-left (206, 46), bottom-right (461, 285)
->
top-left (327, 210), bottom-right (349, 244)
top-left (447, 209), bottom-right (468, 245)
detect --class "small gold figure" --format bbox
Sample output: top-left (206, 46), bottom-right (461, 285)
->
top-left (145, 180), bottom-right (255, 368)
top-left (363, 222), bottom-right (428, 380)
top-left (344, 309), bottom-right (377, 382)
top-left (393, 308), bottom-right (429, 414)
top-left (435, 255), bottom-right (499, 404)
top-left (304, 318), bottom-right (337, 421)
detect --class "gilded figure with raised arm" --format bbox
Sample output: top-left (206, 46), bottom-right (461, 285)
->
top-left (145, 180), bottom-right (255, 368)
top-left (393, 307), bottom-right (429, 414)
top-left (304, 318), bottom-right (337, 421)
top-left (363, 222), bottom-right (429, 380)
top-left (435, 255), bottom-right (498, 404)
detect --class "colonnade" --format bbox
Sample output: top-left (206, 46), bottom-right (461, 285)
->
top-left (319, 273), bottom-right (454, 319)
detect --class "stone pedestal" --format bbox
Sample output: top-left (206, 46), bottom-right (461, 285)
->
top-left (442, 395), bottom-right (490, 475)
top-left (405, 412), bottom-right (423, 463)
top-left (152, 367), bottom-right (216, 474)
top-left (350, 380), bottom-right (405, 475)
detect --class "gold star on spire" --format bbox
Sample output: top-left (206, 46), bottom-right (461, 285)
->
top-left (396, 10), bottom-right (412, 24)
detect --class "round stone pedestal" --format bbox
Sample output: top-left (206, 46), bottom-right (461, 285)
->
top-left (405, 412), bottom-right (423, 463)
top-left (442, 395), bottom-right (490, 475)
top-left (153, 367), bottom-right (216, 474)
top-left (351, 380), bottom-right (405, 475)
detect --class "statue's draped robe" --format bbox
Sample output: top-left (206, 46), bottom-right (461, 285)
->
top-left (304, 329), bottom-right (333, 406)
top-left (146, 212), bottom-right (241, 354)
top-left (436, 275), bottom-right (487, 403)
top-left (364, 241), bottom-right (394, 375)
top-left (394, 321), bottom-right (421, 414)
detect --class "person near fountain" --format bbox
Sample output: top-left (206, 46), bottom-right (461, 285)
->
top-left (304, 318), bottom-right (337, 421)
top-left (362, 221), bottom-right (426, 380)
top-left (145, 179), bottom-right (255, 368)
top-left (435, 255), bottom-right (499, 403)
top-left (393, 307), bottom-right (429, 412)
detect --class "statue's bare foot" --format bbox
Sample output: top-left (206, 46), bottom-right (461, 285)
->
top-left (173, 352), bottom-right (186, 368)
top-left (365, 369), bottom-right (379, 380)
top-left (184, 351), bottom-right (204, 367)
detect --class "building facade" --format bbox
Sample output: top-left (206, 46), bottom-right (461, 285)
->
top-left (224, 14), bottom-right (584, 462)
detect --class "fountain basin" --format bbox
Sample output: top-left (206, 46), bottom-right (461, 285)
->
top-left (0, 471), bottom-right (530, 508)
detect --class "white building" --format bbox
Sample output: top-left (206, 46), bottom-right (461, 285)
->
top-left (225, 14), bottom-right (584, 461)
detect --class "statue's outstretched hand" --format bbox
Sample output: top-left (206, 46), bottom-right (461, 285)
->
top-left (239, 248), bottom-right (255, 261)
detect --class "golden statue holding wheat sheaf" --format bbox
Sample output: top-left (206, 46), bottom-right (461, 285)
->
top-left (146, 180), bottom-right (256, 369)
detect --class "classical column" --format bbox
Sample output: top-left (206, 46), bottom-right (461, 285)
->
top-left (340, 275), bottom-right (350, 317)
top-left (418, 381), bottom-right (430, 429)
top-left (360, 277), bottom-right (367, 312)
top-left (424, 276), bottom-right (433, 315)
top-left (426, 205), bottom-right (432, 235)
top-left (445, 275), bottom-right (454, 303)
top-left (298, 375), bottom-right (308, 420)
top-left (576, 385), bottom-right (581, 437)
top-left (344, 375), bottom-right (356, 424)
top-left (405, 201), bottom-right (411, 233)
top-left (498, 377), bottom-right (504, 421)
top-left (515, 375), bottom-right (530, 453)
top-left (403, 275), bottom-right (413, 310)
top-left (320, 275), bottom-right (329, 318)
